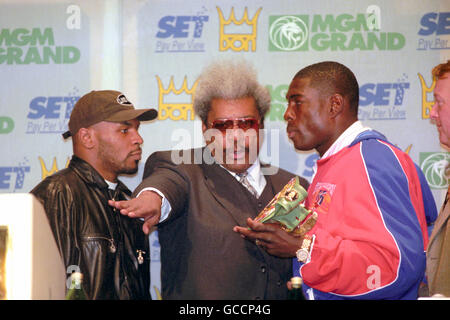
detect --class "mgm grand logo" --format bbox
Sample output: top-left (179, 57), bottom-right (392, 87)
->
top-left (420, 152), bottom-right (450, 189)
top-left (269, 16), bottom-right (308, 51)
top-left (268, 13), bottom-right (404, 52)
top-left (156, 76), bottom-right (198, 121)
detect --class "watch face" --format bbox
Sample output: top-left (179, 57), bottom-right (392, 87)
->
top-left (297, 249), bottom-right (308, 262)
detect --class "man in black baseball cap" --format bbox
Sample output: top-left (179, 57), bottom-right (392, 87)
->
top-left (31, 90), bottom-right (157, 299)
top-left (62, 90), bottom-right (157, 139)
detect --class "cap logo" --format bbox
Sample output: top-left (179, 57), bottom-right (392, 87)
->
top-left (117, 94), bottom-right (132, 105)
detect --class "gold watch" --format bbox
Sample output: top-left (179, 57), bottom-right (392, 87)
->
top-left (296, 234), bottom-right (313, 263)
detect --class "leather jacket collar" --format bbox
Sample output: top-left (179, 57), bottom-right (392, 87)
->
top-left (69, 155), bottom-right (131, 196)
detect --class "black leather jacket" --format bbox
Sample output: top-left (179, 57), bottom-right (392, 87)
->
top-left (31, 156), bottom-right (150, 299)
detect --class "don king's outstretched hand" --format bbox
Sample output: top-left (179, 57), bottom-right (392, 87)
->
top-left (108, 190), bottom-right (162, 235)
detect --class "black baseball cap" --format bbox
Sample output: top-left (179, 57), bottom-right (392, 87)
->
top-left (62, 90), bottom-right (158, 139)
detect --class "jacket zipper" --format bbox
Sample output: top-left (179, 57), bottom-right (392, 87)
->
top-left (83, 236), bottom-right (116, 253)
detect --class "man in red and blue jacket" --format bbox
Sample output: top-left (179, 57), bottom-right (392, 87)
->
top-left (297, 129), bottom-right (436, 299)
top-left (234, 61), bottom-right (437, 300)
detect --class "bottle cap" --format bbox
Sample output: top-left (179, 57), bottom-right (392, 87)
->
top-left (71, 272), bottom-right (83, 281)
top-left (290, 276), bottom-right (303, 288)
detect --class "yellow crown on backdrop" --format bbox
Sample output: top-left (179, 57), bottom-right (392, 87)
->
top-left (417, 73), bottom-right (436, 119)
top-left (39, 156), bottom-right (70, 179)
top-left (217, 7), bottom-right (262, 52)
top-left (156, 76), bottom-right (198, 121)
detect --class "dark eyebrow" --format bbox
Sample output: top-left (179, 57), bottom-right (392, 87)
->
top-left (118, 120), bottom-right (140, 129)
top-left (215, 116), bottom-right (255, 120)
top-left (119, 120), bottom-right (135, 126)
top-left (286, 93), bottom-right (304, 100)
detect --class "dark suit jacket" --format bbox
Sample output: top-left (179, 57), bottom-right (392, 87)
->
top-left (134, 148), bottom-right (309, 300)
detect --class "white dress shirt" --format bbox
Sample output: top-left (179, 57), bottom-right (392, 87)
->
top-left (225, 158), bottom-right (267, 198)
top-left (105, 180), bottom-right (117, 190)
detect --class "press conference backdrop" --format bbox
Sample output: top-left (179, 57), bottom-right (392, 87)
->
top-left (0, 0), bottom-right (449, 299)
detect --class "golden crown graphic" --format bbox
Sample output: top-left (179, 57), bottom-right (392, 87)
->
top-left (156, 76), bottom-right (198, 121)
top-left (38, 156), bottom-right (70, 180)
top-left (417, 73), bottom-right (436, 119)
top-left (217, 7), bottom-right (262, 52)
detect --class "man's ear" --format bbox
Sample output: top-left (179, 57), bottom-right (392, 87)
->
top-left (202, 121), bottom-right (215, 146)
top-left (329, 93), bottom-right (344, 119)
top-left (77, 127), bottom-right (95, 149)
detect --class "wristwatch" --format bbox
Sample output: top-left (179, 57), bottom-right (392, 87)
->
top-left (296, 234), bottom-right (313, 263)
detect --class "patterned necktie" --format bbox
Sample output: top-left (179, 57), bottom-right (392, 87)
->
top-left (237, 171), bottom-right (259, 198)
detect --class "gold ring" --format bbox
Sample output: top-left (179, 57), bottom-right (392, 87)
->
top-left (255, 239), bottom-right (261, 246)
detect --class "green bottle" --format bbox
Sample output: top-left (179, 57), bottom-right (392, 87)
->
top-left (289, 276), bottom-right (306, 300)
top-left (65, 272), bottom-right (87, 300)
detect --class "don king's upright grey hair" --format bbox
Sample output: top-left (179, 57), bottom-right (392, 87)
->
top-left (193, 59), bottom-right (271, 124)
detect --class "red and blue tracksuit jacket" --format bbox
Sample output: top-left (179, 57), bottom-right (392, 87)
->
top-left (294, 130), bottom-right (437, 300)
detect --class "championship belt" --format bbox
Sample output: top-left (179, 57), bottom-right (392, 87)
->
top-left (253, 176), bottom-right (317, 236)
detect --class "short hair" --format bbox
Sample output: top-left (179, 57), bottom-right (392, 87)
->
top-left (193, 59), bottom-right (271, 124)
top-left (432, 60), bottom-right (450, 79)
top-left (293, 61), bottom-right (359, 116)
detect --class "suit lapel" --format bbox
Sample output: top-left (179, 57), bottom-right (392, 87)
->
top-left (198, 147), bottom-right (255, 226)
top-left (201, 162), bottom-right (256, 226)
top-left (200, 157), bottom-right (284, 261)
